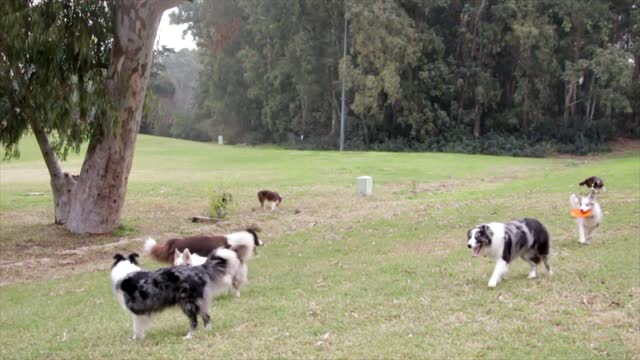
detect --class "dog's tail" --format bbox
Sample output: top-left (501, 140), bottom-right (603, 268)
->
top-left (143, 237), bottom-right (175, 263)
top-left (143, 237), bottom-right (156, 254)
top-left (205, 248), bottom-right (242, 283)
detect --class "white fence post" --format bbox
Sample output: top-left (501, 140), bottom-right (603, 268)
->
top-left (357, 176), bottom-right (372, 196)
top-left (218, 135), bottom-right (223, 145)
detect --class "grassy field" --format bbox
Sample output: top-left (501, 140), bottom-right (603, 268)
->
top-left (0, 135), bottom-right (638, 359)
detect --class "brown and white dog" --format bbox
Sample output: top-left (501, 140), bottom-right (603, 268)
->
top-left (144, 228), bottom-right (262, 263)
top-left (579, 176), bottom-right (606, 192)
top-left (257, 190), bottom-right (282, 210)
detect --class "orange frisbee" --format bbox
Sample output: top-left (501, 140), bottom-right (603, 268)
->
top-left (571, 208), bottom-right (592, 218)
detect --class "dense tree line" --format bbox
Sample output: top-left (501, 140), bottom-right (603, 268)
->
top-left (167, 0), bottom-right (638, 155)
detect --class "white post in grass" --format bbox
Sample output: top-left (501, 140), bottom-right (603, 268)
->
top-left (218, 135), bottom-right (223, 145)
top-left (357, 176), bottom-right (372, 196)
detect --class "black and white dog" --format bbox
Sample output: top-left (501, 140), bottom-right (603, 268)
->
top-left (466, 218), bottom-right (552, 288)
top-left (110, 247), bottom-right (242, 339)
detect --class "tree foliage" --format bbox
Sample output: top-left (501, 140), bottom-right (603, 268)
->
top-left (0, 0), bottom-right (113, 159)
top-left (171, 0), bottom-right (637, 154)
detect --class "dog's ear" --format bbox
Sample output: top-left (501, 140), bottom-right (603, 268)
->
top-left (183, 248), bottom-right (192, 264)
top-left (570, 194), bottom-right (579, 208)
top-left (174, 248), bottom-right (182, 261)
top-left (480, 225), bottom-right (493, 238)
top-left (128, 253), bottom-right (140, 265)
top-left (112, 254), bottom-right (126, 268)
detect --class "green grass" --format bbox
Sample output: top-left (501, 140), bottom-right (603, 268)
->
top-left (1, 135), bottom-right (639, 359)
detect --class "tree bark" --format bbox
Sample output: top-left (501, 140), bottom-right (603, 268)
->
top-left (330, 92), bottom-right (339, 136)
top-left (30, 119), bottom-right (77, 225)
top-left (65, 0), bottom-right (184, 234)
top-left (563, 80), bottom-right (573, 123)
top-left (473, 103), bottom-right (481, 137)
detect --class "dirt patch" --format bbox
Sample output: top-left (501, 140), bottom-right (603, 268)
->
top-left (0, 178), bottom-right (477, 286)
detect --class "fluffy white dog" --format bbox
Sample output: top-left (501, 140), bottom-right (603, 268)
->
top-left (570, 191), bottom-right (603, 244)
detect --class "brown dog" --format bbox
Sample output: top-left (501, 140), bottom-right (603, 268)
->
top-left (257, 190), bottom-right (282, 210)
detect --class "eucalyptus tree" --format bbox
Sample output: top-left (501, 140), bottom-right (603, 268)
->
top-left (1, 0), bottom-right (185, 234)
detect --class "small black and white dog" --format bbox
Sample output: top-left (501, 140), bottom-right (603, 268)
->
top-left (110, 247), bottom-right (242, 339)
top-left (466, 218), bottom-right (552, 288)
top-left (579, 176), bottom-right (606, 192)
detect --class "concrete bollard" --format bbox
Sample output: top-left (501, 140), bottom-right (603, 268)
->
top-left (218, 135), bottom-right (223, 145)
top-left (357, 176), bottom-right (373, 196)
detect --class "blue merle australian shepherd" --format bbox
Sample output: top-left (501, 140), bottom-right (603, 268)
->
top-left (110, 247), bottom-right (243, 339)
top-left (466, 218), bottom-right (553, 288)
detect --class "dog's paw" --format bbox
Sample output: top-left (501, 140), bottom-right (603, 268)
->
top-left (204, 324), bottom-right (212, 331)
top-left (548, 269), bottom-right (554, 276)
top-left (488, 281), bottom-right (497, 288)
top-left (183, 333), bottom-right (193, 340)
top-left (528, 272), bottom-right (537, 279)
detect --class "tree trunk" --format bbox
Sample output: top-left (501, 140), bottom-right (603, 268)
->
top-left (585, 75), bottom-right (596, 125)
top-left (571, 27), bottom-right (582, 121)
top-left (563, 80), bottom-right (573, 123)
top-left (330, 92), bottom-right (339, 136)
top-left (473, 103), bottom-right (481, 137)
top-left (30, 119), bottom-right (77, 225)
top-left (65, 0), bottom-right (184, 234)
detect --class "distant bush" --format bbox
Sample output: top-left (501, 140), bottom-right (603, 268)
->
top-left (209, 190), bottom-right (234, 219)
top-left (289, 127), bottom-right (611, 157)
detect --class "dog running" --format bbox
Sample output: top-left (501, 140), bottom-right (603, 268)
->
top-left (466, 218), bottom-right (552, 288)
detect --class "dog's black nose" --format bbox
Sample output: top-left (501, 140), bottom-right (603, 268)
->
top-left (467, 244), bottom-right (472, 248)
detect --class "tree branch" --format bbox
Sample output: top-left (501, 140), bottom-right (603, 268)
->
top-left (29, 119), bottom-right (63, 179)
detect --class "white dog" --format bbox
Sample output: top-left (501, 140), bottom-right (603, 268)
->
top-left (570, 191), bottom-right (603, 244)
top-left (174, 247), bottom-right (249, 298)
top-left (174, 248), bottom-right (207, 266)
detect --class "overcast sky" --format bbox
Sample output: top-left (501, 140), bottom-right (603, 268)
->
top-left (155, 10), bottom-right (196, 50)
